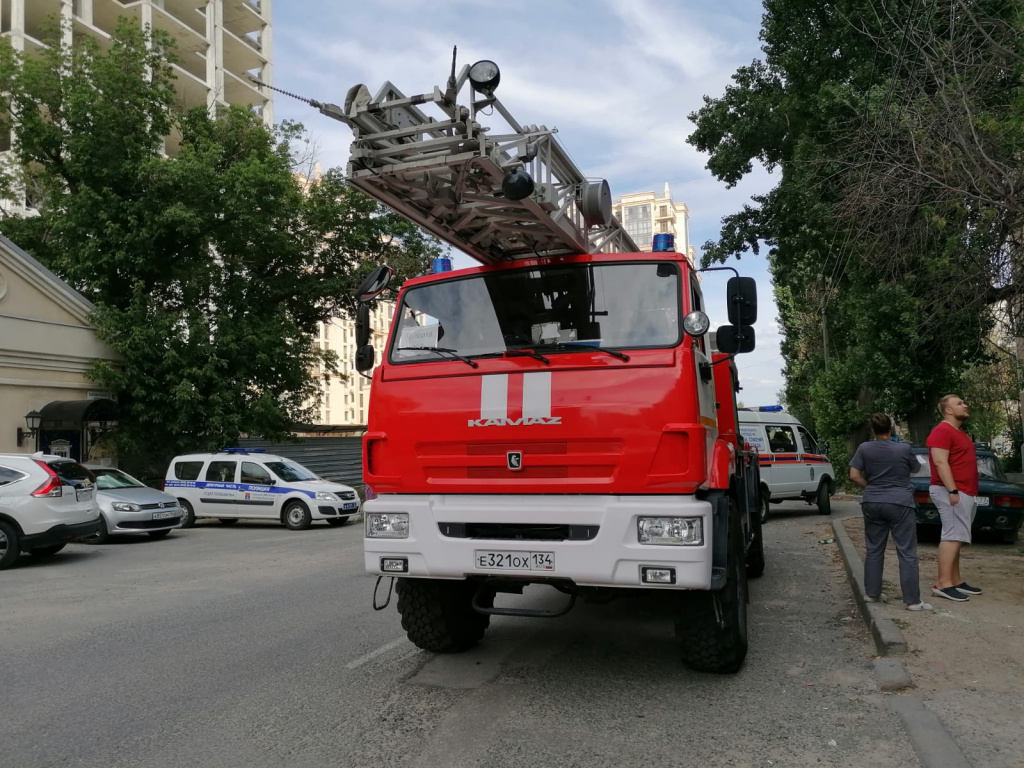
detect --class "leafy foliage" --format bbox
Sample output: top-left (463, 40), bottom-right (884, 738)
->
top-left (689, 0), bottom-right (1024, 453)
top-left (0, 20), bottom-right (443, 474)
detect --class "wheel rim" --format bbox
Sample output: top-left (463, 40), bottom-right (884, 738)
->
top-left (287, 506), bottom-right (304, 526)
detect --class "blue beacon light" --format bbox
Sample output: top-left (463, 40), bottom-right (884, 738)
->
top-left (757, 405), bottom-right (784, 412)
top-left (652, 233), bottom-right (675, 252)
top-left (431, 257), bottom-right (453, 273)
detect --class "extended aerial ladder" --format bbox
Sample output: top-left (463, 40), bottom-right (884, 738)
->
top-left (262, 52), bottom-right (638, 264)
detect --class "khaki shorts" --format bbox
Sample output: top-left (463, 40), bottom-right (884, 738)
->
top-left (929, 486), bottom-right (977, 543)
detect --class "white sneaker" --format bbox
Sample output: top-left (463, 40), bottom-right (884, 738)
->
top-left (906, 602), bottom-right (934, 611)
top-left (865, 594), bottom-right (888, 603)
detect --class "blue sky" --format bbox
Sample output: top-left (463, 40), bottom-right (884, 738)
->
top-left (271, 0), bottom-right (784, 408)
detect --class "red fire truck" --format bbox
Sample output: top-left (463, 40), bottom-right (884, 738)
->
top-left (315, 57), bottom-right (764, 673)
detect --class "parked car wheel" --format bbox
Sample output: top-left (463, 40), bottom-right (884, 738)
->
top-left (147, 529), bottom-right (171, 540)
top-left (759, 486), bottom-right (770, 525)
top-left (28, 543), bottom-right (67, 556)
top-left (87, 516), bottom-right (110, 545)
top-left (178, 499), bottom-right (196, 528)
top-left (219, 518), bottom-right (239, 525)
top-left (327, 517), bottom-right (350, 527)
top-left (0, 521), bottom-right (22, 570)
top-left (283, 501), bottom-right (312, 531)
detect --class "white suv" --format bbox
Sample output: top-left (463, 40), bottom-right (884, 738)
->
top-left (0, 453), bottom-right (101, 570)
top-left (164, 449), bottom-right (361, 530)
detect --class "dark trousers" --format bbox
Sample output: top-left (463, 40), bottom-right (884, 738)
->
top-left (862, 502), bottom-right (921, 605)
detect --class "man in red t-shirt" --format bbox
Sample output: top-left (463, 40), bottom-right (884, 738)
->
top-left (926, 394), bottom-right (981, 602)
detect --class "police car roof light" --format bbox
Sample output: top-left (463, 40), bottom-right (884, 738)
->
top-left (220, 447), bottom-right (266, 453)
top-left (757, 405), bottom-right (784, 412)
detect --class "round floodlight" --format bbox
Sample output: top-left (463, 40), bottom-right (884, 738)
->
top-left (502, 167), bottom-right (535, 201)
top-left (683, 311), bottom-right (711, 337)
top-left (581, 179), bottom-right (612, 227)
top-left (469, 60), bottom-right (501, 94)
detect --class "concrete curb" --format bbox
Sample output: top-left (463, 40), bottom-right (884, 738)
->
top-left (890, 696), bottom-right (973, 768)
top-left (831, 519), bottom-right (909, 655)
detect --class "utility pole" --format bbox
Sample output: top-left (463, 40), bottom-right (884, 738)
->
top-left (822, 307), bottom-right (830, 371)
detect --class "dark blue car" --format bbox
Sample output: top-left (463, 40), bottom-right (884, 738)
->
top-left (911, 447), bottom-right (1023, 543)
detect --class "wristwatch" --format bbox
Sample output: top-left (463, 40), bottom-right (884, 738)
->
top-left (948, 488), bottom-right (959, 494)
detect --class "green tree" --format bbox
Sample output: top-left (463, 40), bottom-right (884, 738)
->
top-left (688, 0), bottom-right (1020, 452)
top-left (0, 20), bottom-right (442, 474)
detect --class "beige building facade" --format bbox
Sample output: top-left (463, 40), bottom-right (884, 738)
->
top-left (0, 234), bottom-right (119, 458)
top-left (310, 301), bottom-right (394, 428)
top-left (1, 0), bottom-right (273, 206)
top-left (613, 183), bottom-right (697, 265)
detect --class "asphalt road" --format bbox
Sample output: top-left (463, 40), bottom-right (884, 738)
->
top-left (1, 501), bottom-right (921, 768)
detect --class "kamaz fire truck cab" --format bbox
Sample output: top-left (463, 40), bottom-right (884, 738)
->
top-left (299, 55), bottom-right (765, 673)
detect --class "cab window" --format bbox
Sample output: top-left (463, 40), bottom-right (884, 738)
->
top-left (206, 461), bottom-right (237, 483)
top-left (767, 426), bottom-right (797, 453)
top-left (797, 427), bottom-right (820, 455)
top-left (241, 462), bottom-right (272, 485)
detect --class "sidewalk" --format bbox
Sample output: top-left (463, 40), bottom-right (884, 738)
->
top-left (838, 515), bottom-right (1024, 767)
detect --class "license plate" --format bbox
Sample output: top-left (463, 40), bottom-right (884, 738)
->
top-left (76, 488), bottom-right (93, 502)
top-left (475, 550), bottom-right (555, 571)
top-left (975, 496), bottom-right (990, 507)
top-left (152, 510), bottom-right (179, 520)
top-left (343, 502), bottom-right (359, 511)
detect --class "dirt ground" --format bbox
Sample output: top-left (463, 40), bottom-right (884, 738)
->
top-left (842, 516), bottom-right (1024, 692)
top-left (841, 516), bottom-right (1024, 767)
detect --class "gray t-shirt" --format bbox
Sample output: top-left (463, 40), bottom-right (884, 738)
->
top-left (849, 440), bottom-right (919, 507)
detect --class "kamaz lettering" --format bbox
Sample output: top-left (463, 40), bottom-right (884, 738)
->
top-left (467, 416), bottom-right (562, 427)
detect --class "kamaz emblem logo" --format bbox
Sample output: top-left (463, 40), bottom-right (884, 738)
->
top-left (468, 416), bottom-right (561, 427)
top-left (507, 451), bottom-right (523, 471)
top-left (469, 372), bottom-right (559, 428)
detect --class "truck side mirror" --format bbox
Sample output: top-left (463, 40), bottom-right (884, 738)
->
top-left (355, 345), bottom-right (375, 372)
top-left (355, 304), bottom-right (371, 348)
top-left (715, 324), bottom-right (756, 354)
top-left (356, 264), bottom-right (393, 302)
top-left (726, 276), bottom-right (757, 326)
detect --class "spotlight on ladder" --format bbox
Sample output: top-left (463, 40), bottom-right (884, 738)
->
top-left (502, 167), bottom-right (535, 201)
top-left (468, 60), bottom-right (501, 96)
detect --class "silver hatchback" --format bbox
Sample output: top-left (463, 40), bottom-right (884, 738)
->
top-left (86, 466), bottom-right (182, 543)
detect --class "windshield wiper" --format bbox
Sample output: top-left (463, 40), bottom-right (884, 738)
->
top-left (504, 348), bottom-right (551, 364)
top-left (400, 346), bottom-right (479, 368)
top-left (535, 342), bottom-right (630, 362)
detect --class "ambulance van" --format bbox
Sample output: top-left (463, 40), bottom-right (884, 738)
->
top-left (738, 407), bottom-right (835, 522)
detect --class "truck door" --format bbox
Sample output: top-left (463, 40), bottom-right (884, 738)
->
top-left (689, 281), bottom-right (718, 453)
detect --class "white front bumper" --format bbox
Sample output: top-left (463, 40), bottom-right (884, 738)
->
top-left (363, 494), bottom-right (713, 590)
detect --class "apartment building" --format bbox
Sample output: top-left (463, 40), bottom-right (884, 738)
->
top-left (311, 301), bottom-right (394, 428)
top-left (1, 0), bottom-right (273, 151)
top-left (613, 183), bottom-right (696, 265)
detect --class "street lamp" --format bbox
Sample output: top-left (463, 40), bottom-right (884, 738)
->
top-left (17, 410), bottom-right (42, 448)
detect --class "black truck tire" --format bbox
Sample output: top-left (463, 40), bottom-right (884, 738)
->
top-left (675, 513), bottom-right (749, 673)
top-left (396, 578), bottom-right (494, 653)
top-left (816, 481), bottom-right (832, 516)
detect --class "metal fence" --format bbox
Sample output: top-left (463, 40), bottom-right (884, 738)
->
top-left (238, 436), bottom-right (364, 492)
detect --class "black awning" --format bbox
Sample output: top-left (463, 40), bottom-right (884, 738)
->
top-left (40, 399), bottom-right (118, 430)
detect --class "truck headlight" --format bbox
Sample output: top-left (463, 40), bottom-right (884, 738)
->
top-left (637, 516), bottom-right (703, 545)
top-left (366, 512), bottom-right (409, 539)
top-left (112, 502), bottom-right (141, 512)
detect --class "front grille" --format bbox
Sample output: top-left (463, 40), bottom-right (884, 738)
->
top-left (120, 517), bottom-right (181, 530)
top-left (139, 502), bottom-right (178, 510)
top-left (438, 522), bottom-right (599, 541)
top-left (339, 491), bottom-right (357, 501)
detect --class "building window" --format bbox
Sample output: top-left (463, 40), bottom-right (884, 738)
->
top-left (623, 204), bottom-right (653, 248)
top-left (659, 205), bottom-right (668, 217)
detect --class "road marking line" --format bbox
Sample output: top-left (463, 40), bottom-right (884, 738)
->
top-left (345, 637), bottom-right (410, 670)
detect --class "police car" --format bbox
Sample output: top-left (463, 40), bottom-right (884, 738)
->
top-left (738, 406), bottom-right (836, 522)
top-left (164, 449), bottom-right (361, 530)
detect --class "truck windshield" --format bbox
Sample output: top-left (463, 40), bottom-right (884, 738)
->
top-left (390, 261), bottom-right (682, 364)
